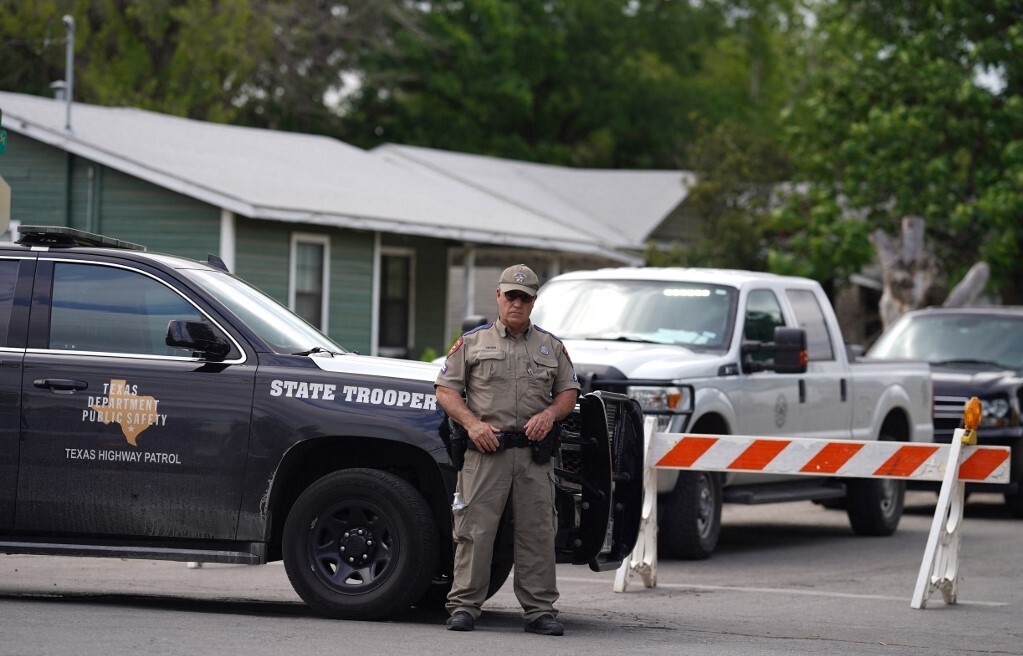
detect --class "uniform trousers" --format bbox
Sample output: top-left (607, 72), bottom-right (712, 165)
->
top-left (446, 445), bottom-right (559, 622)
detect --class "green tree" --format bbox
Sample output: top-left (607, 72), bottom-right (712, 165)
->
top-left (645, 121), bottom-right (795, 271)
top-left (0, 0), bottom-right (265, 122)
top-left (778, 0), bottom-right (1023, 300)
top-left (341, 0), bottom-right (802, 168)
top-left (0, 1), bottom-right (417, 131)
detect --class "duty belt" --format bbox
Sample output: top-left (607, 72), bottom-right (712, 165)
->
top-left (467, 432), bottom-right (531, 452)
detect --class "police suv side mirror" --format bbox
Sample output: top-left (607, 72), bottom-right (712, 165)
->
top-left (741, 327), bottom-right (808, 374)
top-left (166, 320), bottom-right (231, 360)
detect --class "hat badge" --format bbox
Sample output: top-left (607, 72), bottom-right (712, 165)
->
top-left (514, 273), bottom-right (526, 283)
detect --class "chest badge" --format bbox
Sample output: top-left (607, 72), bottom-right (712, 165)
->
top-left (539, 345), bottom-right (550, 355)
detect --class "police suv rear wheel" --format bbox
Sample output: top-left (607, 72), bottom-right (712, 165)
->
top-left (283, 468), bottom-right (438, 620)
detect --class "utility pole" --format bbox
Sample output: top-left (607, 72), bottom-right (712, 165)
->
top-left (63, 14), bottom-right (75, 132)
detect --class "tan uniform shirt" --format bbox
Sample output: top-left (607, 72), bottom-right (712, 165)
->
top-left (436, 320), bottom-right (580, 432)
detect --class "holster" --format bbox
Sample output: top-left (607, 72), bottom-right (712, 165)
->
top-left (446, 419), bottom-right (469, 471)
top-left (530, 422), bottom-right (561, 464)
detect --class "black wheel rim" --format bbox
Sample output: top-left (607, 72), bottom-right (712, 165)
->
top-left (307, 497), bottom-right (399, 595)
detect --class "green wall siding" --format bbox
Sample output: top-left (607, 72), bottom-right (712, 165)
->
top-left (2, 134), bottom-right (69, 225)
top-left (0, 135), bottom-right (219, 257)
top-left (382, 233), bottom-right (449, 359)
top-left (234, 217), bottom-right (291, 304)
top-left (90, 167), bottom-right (220, 258)
top-left (234, 218), bottom-right (376, 354)
top-left (330, 231), bottom-right (374, 354)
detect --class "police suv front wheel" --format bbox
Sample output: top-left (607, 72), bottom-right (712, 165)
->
top-left (283, 468), bottom-right (438, 620)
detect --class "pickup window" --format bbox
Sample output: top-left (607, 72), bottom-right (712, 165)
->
top-left (786, 289), bottom-right (835, 361)
top-left (743, 289), bottom-right (785, 341)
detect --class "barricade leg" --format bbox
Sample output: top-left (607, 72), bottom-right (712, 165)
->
top-left (614, 418), bottom-right (659, 592)
top-left (911, 428), bottom-right (966, 609)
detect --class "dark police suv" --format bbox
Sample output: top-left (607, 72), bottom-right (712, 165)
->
top-left (0, 225), bottom-right (649, 619)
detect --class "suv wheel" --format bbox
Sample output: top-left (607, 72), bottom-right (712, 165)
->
top-left (283, 468), bottom-right (438, 620)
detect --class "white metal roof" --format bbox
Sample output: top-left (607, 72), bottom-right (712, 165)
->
top-left (373, 143), bottom-right (694, 247)
top-left (0, 91), bottom-right (637, 262)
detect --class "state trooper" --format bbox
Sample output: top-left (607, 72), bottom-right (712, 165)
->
top-left (435, 264), bottom-right (580, 636)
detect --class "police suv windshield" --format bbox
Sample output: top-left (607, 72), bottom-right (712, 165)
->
top-left (182, 268), bottom-right (346, 355)
top-left (531, 278), bottom-right (738, 349)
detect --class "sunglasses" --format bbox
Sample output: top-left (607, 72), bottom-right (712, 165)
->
top-left (503, 291), bottom-right (535, 304)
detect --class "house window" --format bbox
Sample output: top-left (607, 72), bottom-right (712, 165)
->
top-left (290, 235), bottom-right (329, 331)
top-left (378, 251), bottom-right (413, 357)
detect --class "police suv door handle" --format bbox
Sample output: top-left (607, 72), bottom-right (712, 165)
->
top-left (33, 378), bottom-right (88, 394)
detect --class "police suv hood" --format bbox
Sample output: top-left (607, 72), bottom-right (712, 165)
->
top-left (563, 339), bottom-right (725, 380)
top-left (929, 363), bottom-right (1023, 396)
top-left (308, 353), bottom-right (441, 383)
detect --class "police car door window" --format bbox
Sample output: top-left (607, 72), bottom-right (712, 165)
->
top-left (0, 259), bottom-right (18, 347)
top-left (49, 263), bottom-right (203, 356)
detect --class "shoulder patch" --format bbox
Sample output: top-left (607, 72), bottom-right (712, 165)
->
top-left (446, 336), bottom-right (464, 357)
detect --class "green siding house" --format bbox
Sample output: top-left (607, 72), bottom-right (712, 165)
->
top-left (0, 91), bottom-right (688, 359)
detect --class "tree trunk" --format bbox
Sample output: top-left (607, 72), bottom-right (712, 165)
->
top-left (870, 216), bottom-right (989, 329)
top-left (943, 262), bottom-right (990, 307)
top-left (869, 216), bottom-right (938, 330)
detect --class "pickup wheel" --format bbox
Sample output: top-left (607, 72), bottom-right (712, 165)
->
top-left (657, 471), bottom-right (722, 560)
top-left (845, 433), bottom-right (905, 536)
top-left (282, 468), bottom-right (438, 620)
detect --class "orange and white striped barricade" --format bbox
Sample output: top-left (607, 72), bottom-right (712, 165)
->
top-left (614, 409), bottom-right (1011, 603)
top-left (910, 397), bottom-right (990, 609)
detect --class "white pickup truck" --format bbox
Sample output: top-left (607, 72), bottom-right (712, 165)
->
top-left (530, 267), bottom-right (933, 559)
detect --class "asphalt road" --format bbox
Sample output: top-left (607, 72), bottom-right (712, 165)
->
top-left (0, 492), bottom-right (1019, 656)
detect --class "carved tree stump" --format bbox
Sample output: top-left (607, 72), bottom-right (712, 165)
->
top-left (870, 216), bottom-right (989, 330)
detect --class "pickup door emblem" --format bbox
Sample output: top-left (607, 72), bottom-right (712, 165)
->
top-left (774, 394), bottom-right (787, 428)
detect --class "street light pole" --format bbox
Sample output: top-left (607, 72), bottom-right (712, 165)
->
top-left (63, 14), bottom-right (75, 132)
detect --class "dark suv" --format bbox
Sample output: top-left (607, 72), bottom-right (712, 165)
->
top-left (867, 307), bottom-right (1023, 516)
top-left (0, 225), bottom-right (648, 619)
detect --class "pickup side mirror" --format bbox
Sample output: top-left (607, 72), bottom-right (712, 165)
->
top-left (741, 326), bottom-right (808, 374)
top-left (166, 320), bottom-right (231, 360)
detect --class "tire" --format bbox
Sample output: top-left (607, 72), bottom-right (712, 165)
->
top-left (845, 431), bottom-right (906, 536)
top-left (283, 468), bottom-right (438, 620)
top-left (1005, 440), bottom-right (1023, 518)
top-left (413, 560), bottom-right (513, 609)
top-left (657, 471), bottom-right (722, 560)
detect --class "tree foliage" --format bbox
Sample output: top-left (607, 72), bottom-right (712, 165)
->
top-left (341, 0), bottom-right (802, 168)
top-left (646, 121), bottom-right (795, 270)
top-left (778, 0), bottom-right (1023, 301)
top-left (0, 0), bottom-right (417, 132)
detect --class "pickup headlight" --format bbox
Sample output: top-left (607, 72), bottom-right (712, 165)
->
top-left (980, 396), bottom-right (1011, 428)
top-left (627, 385), bottom-right (692, 413)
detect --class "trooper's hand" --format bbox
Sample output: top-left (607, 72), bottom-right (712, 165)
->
top-left (469, 421), bottom-right (501, 452)
top-left (524, 408), bottom-right (556, 441)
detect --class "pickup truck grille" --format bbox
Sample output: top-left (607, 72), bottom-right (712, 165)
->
top-left (933, 394), bottom-right (968, 442)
